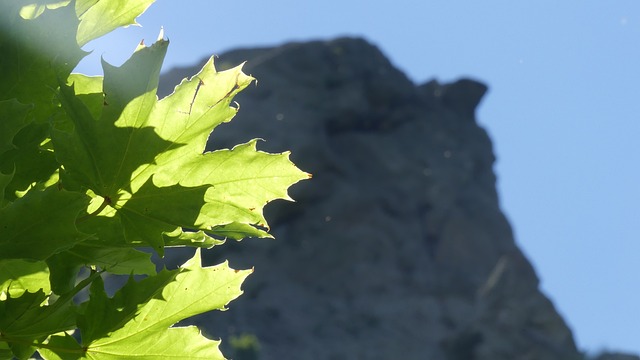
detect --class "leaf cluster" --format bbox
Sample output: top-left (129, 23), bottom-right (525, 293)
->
top-left (0, 1), bottom-right (308, 358)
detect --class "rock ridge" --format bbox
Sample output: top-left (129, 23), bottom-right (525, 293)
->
top-left (160, 37), bottom-right (582, 360)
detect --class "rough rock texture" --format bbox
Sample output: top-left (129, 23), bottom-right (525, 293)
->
top-left (594, 354), bottom-right (640, 360)
top-left (159, 38), bottom-right (582, 360)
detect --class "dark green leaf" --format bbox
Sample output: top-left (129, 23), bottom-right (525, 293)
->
top-left (0, 187), bottom-right (90, 260)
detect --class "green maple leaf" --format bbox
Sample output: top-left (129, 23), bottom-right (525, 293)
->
top-left (39, 250), bottom-right (251, 359)
top-left (14, 0), bottom-right (155, 48)
top-left (0, 2), bottom-right (85, 202)
top-left (0, 2), bottom-right (85, 118)
top-left (53, 243), bottom-right (155, 276)
top-left (0, 99), bottom-right (30, 206)
top-left (75, 0), bottom-right (157, 46)
top-left (46, 241), bottom-right (156, 295)
top-left (52, 39), bottom-right (172, 196)
top-left (0, 168), bottom-right (12, 208)
top-left (52, 36), bottom-right (309, 254)
top-left (0, 122), bottom-right (59, 203)
top-left (163, 228), bottom-right (226, 248)
top-left (0, 271), bottom-right (102, 360)
top-left (1, 2), bottom-right (308, 358)
top-left (0, 342), bottom-right (12, 360)
top-left (0, 0), bottom-right (158, 202)
top-left (0, 100), bottom-right (33, 156)
top-left (0, 290), bottom-right (76, 338)
top-left (0, 259), bottom-right (50, 298)
top-left (0, 187), bottom-right (90, 260)
top-left (0, 99), bottom-right (32, 206)
top-left (0, 289), bottom-right (76, 359)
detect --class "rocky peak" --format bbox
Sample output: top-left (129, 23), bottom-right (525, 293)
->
top-left (159, 37), bottom-right (584, 360)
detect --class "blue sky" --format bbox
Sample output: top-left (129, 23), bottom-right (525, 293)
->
top-left (75, 1), bottom-right (640, 355)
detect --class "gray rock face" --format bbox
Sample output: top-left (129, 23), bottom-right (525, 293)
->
top-left (594, 354), bottom-right (640, 360)
top-left (159, 38), bottom-right (581, 360)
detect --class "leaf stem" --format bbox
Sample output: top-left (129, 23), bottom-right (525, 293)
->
top-left (53, 268), bottom-right (104, 308)
top-left (0, 270), bottom-right (104, 356)
top-left (76, 196), bottom-right (111, 223)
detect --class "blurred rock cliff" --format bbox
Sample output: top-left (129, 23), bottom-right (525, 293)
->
top-left (158, 37), bottom-right (600, 360)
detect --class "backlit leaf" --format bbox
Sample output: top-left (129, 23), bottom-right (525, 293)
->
top-left (76, 0), bottom-right (156, 46)
top-left (0, 260), bottom-right (50, 298)
top-left (41, 251), bottom-right (250, 359)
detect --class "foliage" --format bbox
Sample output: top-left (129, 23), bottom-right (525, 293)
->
top-left (229, 333), bottom-right (260, 360)
top-left (0, 1), bottom-right (308, 359)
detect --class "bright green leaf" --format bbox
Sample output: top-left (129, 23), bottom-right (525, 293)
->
top-left (54, 39), bottom-right (308, 253)
top-left (39, 252), bottom-right (249, 359)
top-left (75, 0), bottom-right (98, 18)
top-left (71, 250), bottom-right (249, 359)
top-left (208, 222), bottom-right (273, 241)
top-left (181, 140), bottom-right (310, 230)
top-left (1, 2), bottom-right (308, 358)
top-left (52, 40), bottom-right (172, 196)
top-left (37, 332), bottom-right (84, 360)
top-left (143, 60), bottom-right (254, 179)
top-left (93, 326), bottom-right (226, 360)
top-left (76, 0), bottom-right (156, 46)
top-left (116, 179), bottom-right (211, 253)
top-left (77, 271), bottom-right (175, 344)
top-left (66, 74), bottom-right (105, 120)
top-left (40, 327), bottom-right (225, 360)
top-left (19, 1), bottom-right (70, 20)
top-left (164, 229), bottom-right (226, 248)
top-left (0, 259), bottom-right (50, 298)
